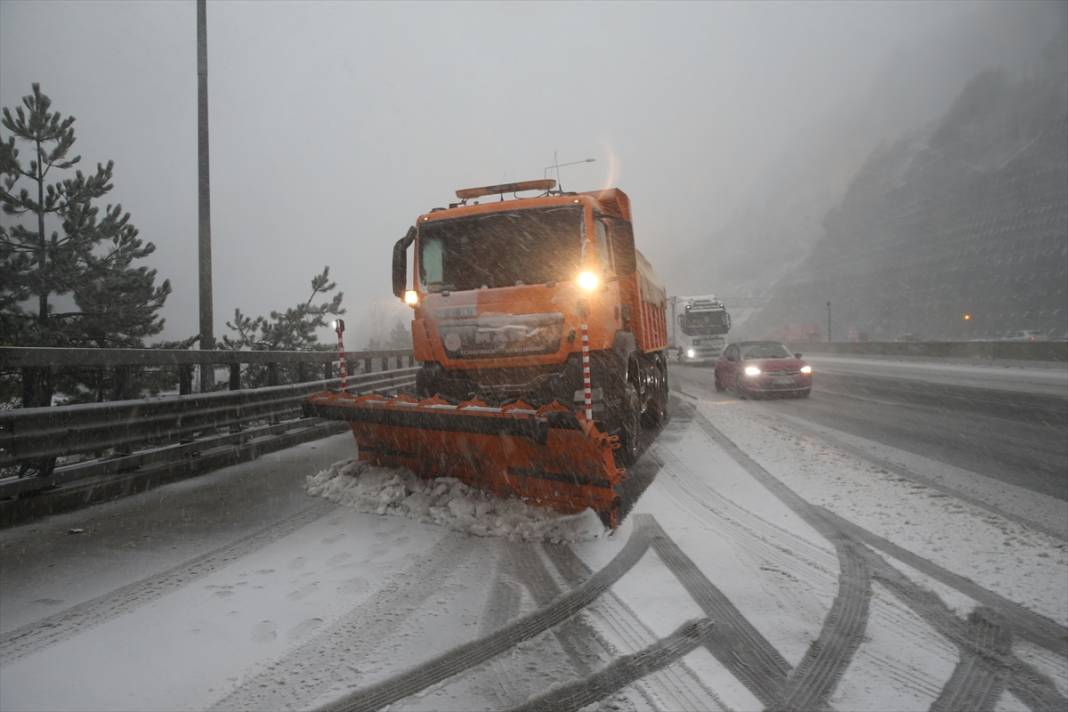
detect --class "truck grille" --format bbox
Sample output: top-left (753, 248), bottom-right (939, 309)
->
top-left (440, 313), bottom-right (563, 359)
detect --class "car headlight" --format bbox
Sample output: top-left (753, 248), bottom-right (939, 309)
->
top-left (800, 365), bottom-right (812, 374)
top-left (744, 365), bottom-right (761, 377)
top-left (577, 271), bottom-right (599, 291)
top-left (686, 348), bottom-right (696, 359)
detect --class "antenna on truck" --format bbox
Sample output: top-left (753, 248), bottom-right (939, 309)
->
top-left (542, 153), bottom-right (596, 192)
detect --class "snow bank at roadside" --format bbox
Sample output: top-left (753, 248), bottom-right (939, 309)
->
top-left (306, 459), bottom-right (605, 543)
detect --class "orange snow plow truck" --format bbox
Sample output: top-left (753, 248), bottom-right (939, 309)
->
top-left (304, 179), bottom-right (668, 526)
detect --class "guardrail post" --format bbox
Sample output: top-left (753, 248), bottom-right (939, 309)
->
top-left (364, 357), bottom-right (372, 374)
top-left (297, 362), bottom-right (308, 383)
top-left (323, 361), bottom-right (333, 380)
top-left (229, 364), bottom-right (241, 390)
top-left (21, 366), bottom-right (53, 408)
top-left (179, 365), bottom-right (194, 395)
top-left (267, 363), bottom-right (279, 386)
top-left (380, 357), bottom-right (388, 372)
top-left (112, 366), bottom-right (131, 401)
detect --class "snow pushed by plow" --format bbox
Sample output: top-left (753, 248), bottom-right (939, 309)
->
top-left (306, 459), bottom-right (606, 543)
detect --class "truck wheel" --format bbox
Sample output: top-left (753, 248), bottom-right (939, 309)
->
top-left (659, 362), bottom-right (671, 424)
top-left (642, 363), bottom-right (668, 428)
top-left (617, 382), bottom-right (642, 466)
top-left (415, 365), bottom-right (435, 397)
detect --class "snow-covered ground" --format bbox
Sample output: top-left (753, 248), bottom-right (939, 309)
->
top-left (306, 459), bottom-right (605, 543)
top-left (1, 370), bottom-right (1065, 711)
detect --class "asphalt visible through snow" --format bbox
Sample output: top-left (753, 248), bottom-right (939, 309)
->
top-left (670, 360), bottom-right (1068, 502)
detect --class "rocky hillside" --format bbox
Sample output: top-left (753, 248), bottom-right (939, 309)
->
top-left (746, 28), bottom-right (1068, 341)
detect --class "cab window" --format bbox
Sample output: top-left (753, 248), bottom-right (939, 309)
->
top-left (595, 219), bottom-right (613, 273)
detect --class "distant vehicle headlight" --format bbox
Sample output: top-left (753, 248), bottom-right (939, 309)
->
top-left (744, 365), bottom-right (761, 377)
top-left (686, 348), bottom-right (696, 359)
top-left (577, 271), bottom-right (599, 291)
top-left (800, 365), bottom-right (812, 374)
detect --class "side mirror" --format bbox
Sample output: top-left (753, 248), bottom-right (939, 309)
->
top-left (794, 352), bottom-right (802, 359)
top-left (392, 226), bottom-right (416, 298)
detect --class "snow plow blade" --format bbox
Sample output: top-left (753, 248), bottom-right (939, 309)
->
top-left (303, 392), bottom-right (625, 526)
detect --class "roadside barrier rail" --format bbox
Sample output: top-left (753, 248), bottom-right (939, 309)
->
top-left (0, 347), bottom-right (416, 511)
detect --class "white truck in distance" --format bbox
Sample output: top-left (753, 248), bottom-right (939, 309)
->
top-left (669, 295), bottom-right (732, 364)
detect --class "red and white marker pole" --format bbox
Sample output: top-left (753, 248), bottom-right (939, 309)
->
top-left (333, 319), bottom-right (348, 392)
top-left (581, 322), bottom-right (593, 421)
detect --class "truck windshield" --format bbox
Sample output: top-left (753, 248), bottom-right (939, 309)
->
top-left (680, 310), bottom-right (730, 335)
top-left (418, 206), bottom-right (583, 291)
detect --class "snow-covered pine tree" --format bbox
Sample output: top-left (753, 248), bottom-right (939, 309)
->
top-left (0, 84), bottom-right (171, 405)
top-left (222, 266), bottom-right (345, 387)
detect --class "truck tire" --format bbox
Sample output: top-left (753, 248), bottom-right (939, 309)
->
top-left (617, 381), bottom-right (642, 466)
top-left (642, 360), bottom-right (668, 428)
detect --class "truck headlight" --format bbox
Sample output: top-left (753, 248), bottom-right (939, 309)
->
top-left (800, 365), bottom-right (812, 374)
top-left (577, 271), bottom-right (599, 291)
top-left (744, 365), bottom-right (762, 377)
top-left (686, 348), bottom-right (696, 359)
top-left (404, 290), bottom-right (419, 306)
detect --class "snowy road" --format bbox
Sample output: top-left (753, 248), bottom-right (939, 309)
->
top-left (1, 360), bottom-right (1066, 711)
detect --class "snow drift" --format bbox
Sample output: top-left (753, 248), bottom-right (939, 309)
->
top-left (306, 459), bottom-right (605, 543)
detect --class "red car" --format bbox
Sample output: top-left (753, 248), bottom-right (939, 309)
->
top-left (715, 341), bottom-right (812, 398)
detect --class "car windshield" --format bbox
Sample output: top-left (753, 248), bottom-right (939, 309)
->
top-left (419, 206), bottom-right (583, 291)
top-left (680, 310), bottom-right (729, 335)
top-left (741, 342), bottom-right (793, 359)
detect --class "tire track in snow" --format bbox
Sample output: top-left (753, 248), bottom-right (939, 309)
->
top-left (506, 543), bottom-right (602, 678)
top-left (642, 516), bottom-right (791, 708)
top-left (930, 608), bottom-right (1011, 712)
top-left (207, 533), bottom-right (474, 712)
top-left (475, 542), bottom-right (606, 709)
top-left (662, 396), bottom-right (962, 703)
top-left (771, 412), bottom-right (1068, 542)
top-left (318, 515), bottom-right (658, 712)
top-left (479, 544), bottom-right (527, 708)
top-left (0, 499), bottom-right (337, 666)
top-left (685, 400), bottom-right (1068, 712)
top-left (543, 542), bottom-right (728, 712)
top-left (820, 507), bottom-right (1068, 656)
top-left (504, 618), bottom-right (716, 712)
top-left (866, 546), bottom-right (1068, 712)
top-left (774, 541), bottom-right (873, 712)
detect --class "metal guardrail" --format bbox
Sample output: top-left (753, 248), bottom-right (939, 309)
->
top-left (1, 346), bottom-right (415, 402)
top-left (0, 348), bottom-right (418, 507)
top-left (0, 346), bottom-right (413, 368)
top-left (788, 340), bottom-right (1068, 362)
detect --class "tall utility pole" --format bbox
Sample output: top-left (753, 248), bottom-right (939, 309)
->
top-left (197, 0), bottom-right (214, 390)
top-left (826, 301), bottom-right (832, 343)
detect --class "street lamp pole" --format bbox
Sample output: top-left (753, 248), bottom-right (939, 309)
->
top-left (197, 0), bottom-right (214, 391)
top-left (826, 301), bottom-right (832, 343)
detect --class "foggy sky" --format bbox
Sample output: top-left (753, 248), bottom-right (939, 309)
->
top-left (1, 0), bottom-right (1060, 345)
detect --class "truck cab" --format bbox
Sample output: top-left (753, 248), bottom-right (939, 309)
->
top-left (669, 295), bottom-right (732, 363)
top-left (391, 179), bottom-right (669, 463)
